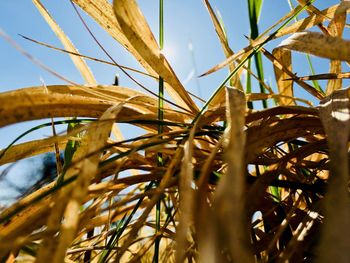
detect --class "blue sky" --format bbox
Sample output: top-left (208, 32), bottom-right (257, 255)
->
top-left (0, 0), bottom-right (346, 175)
top-left (0, 1), bottom-right (339, 89)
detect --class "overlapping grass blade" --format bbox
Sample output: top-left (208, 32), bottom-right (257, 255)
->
top-left (272, 47), bottom-right (294, 105)
top-left (212, 87), bottom-right (253, 262)
top-left (1, 0), bottom-right (350, 262)
top-left (112, 0), bottom-right (198, 114)
top-left (317, 89), bottom-right (350, 263)
top-left (33, 0), bottom-right (96, 85)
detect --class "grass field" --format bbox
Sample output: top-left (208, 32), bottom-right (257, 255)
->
top-left (0, 0), bottom-right (350, 262)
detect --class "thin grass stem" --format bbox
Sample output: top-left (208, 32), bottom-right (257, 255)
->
top-left (154, 1), bottom-right (164, 261)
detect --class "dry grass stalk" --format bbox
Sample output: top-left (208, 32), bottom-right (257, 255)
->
top-left (1, 0), bottom-right (350, 262)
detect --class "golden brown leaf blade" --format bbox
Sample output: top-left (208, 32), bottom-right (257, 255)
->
top-left (325, 2), bottom-right (350, 94)
top-left (279, 31), bottom-right (350, 62)
top-left (317, 88), bottom-right (350, 263)
top-left (262, 48), bottom-right (324, 100)
top-left (32, 0), bottom-right (96, 85)
top-left (0, 86), bottom-right (187, 128)
top-left (212, 87), bottom-right (253, 262)
top-left (203, 0), bottom-right (243, 90)
top-left (276, 4), bottom-right (343, 37)
top-left (115, 147), bottom-right (184, 261)
top-left (176, 127), bottom-right (195, 262)
top-left (296, 0), bottom-right (331, 34)
top-left (0, 137), bottom-right (67, 165)
top-left (200, 4), bottom-right (346, 78)
top-left (112, 0), bottom-right (198, 113)
top-left (53, 104), bottom-right (124, 261)
top-left (71, 0), bottom-right (196, 112)
top-left (272, 48), bottom-right (295, 105)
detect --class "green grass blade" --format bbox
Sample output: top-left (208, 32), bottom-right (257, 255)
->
top-left (155, 1), bottom-right (164, 261)
top-left (305, 47), bottom-right (323, 93)
top-left (58, 120), bottom-right (82, 185)
top-left (248, 0), bottom-right (267, 108)
top-left (246, 59), bottom-right (254, 109)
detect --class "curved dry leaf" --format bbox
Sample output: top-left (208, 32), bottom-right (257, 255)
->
top-left (176, 124), bottom-right (196, 262)
top-left (71, 0), bottom-right (196, 113)
top-left (0, 137), bottom-right (67, 165)
top-left (296, 0), bottom-right (331, 35)
top-left (272, 48), bottom-right (295, 105)
top-left (199, 4), bottom-right (300, 78)
top-left (0, 87), bottom-right (188, 128)
top-left (326, 60), bottom-right (342, 95)
top-left (279, 31), bottom-right (350, 62)
top-left (0, 91), bottom-right (112, 128)
top-left (327, 2), bottom-right (349, 37)
top-left (112, 0), bottom-right (198, 113)
top-left (246, 105), bottom-right (318, 122)
top-left (37, 104), bottom-right (125, 262)
top-left (22, 84), bottom-right (159, 107)
top-left (33, 0), bottom-right (96, 85)
top-left (213, 87), bottom-right (253, 262)
top-left (262, 48), bottom-right (324, 100)
top-left (203, 0), bottom-right (243, 90)
top-left (199, 103), bottom-right (319, 127)
top-left (200, 4), bottom-right (345, 78)
top-left (317, 88), bottom-right (350, 263)
top-left (71, 0), bottom-right (136, 57)
top-left (115, 146), bottom-right (184, 261)
top-left (195, 138), bottom-right (223, 263)
top-left (275, 4), bottom-right (345, 37)
top-left (0, 196), bottom-right (52, 249)
top-left (246, 116), bottom-right (323, 163)
top-left (325, 2), bottom-right (350, 94)
top-left (53, 104), bottom-right (124, 260)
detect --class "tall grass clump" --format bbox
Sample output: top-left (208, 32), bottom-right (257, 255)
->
top-left (1, 0), bottom-right (350, 262)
